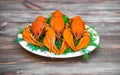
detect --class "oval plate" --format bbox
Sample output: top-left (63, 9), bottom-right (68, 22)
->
top-left (18, 25), bottom-right (99, 58)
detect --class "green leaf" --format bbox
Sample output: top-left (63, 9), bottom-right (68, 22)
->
top-left (18, 37), bottom-right (24, 42)
top-left (27, 43), bottom-right (49, 51)
top-left (39, 35), bottom-right (45, 43)
top-left (63, 15), bottom-right (69, 24)
top-left (89, 31), bottom-right (96, 37)
top-left (40, 46), bottom-right (49, 51)
top-left (83, 53), bottom-right (89, 62)
top-left (90, 38), bottom-right (96, 42)
top-left (75, 38), bottom-right (81, 46)
top-left (17, 28), bottom-right (24, 34)
top-left (55, 40), bottom-right (62, 50)
top-left (89, 37), bottom-right (100, 48)
top-left (13, 37), bottom-right (19, 44)
top-left (46, 14), bottom-right (52, 24)
top-left (27, 43), bottom-right (40, 51)
top-left (89, 26), bottom-right (94, 29)
top-left (13, 28), bottom-right (24, 44)
top-left (92, 32), bottom-right (97, 37)
top-left (82, 49), bottom-right (89, 62)
top-left (90, 43), bottom-right (100, 48)
top-left (46, 14), bottom-right (69, 25)
top-left (89, 31), bottom-right (100, 48)
top-left (63, 47), bottom-right (73, 54)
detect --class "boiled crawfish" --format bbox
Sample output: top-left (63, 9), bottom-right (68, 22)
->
top-left (63, 16), bottom-right (90, 51)
top-left (31, 16), bottom-right (46, 40)
top-left (71, 16), bottom-right (85, 40)
top-left (22, 25), bottom-right (42, 47)
top-left (22, 16), bottom-right (46, 47)
top-left (50, 10), bottom-right (65, 38)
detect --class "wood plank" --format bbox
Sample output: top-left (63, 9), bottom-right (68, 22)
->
top-left (1, 9), bottom-right (120, 17)
top-left (33, 3), bottom-right (120, 10)
top-left (0, 2), bottom-right (27, 10)
top-left (0, 11), bottom-right (120, 22)
top-left (1, 0), bottom-right (120, 4)
top-left (0, 48), bottom-right (120, 63)
top-left (0, 62), bottom-right (120, 75)
top-left (0, 1), bottom-right (120, 22)
top-left (1, 1), bottom-right (120, 11)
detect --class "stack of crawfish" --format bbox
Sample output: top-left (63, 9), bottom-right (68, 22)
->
top-left (22, 10), bottom-right (90, 54)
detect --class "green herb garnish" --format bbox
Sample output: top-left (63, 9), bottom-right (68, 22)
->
top-left (82, 49), bottom-right (89, 62)
top-left (27, 43), bottom-right (40, 51)
top-left (13, 28), bottom-right (24, 44)
top-left (63, 15), bottom-right (69, 24)
top-left (75, 38), bottom-right (81, 46)
top-left (83, 53), bottom-right (89, 62)
top-left (46, 14), bottom-right (52, 24)
top-left (63, 47), bottom-right (73, 54)
top-left (40, 46), bottom-right (49, 51)
top-left (55, 39), bottom-right (62, 50)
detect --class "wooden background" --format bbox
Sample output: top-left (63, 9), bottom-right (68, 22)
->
top-left (0, 0), bottom-right (120, 75)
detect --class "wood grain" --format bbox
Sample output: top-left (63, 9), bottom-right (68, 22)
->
top-left (0, 0), bottom-right (120, 75)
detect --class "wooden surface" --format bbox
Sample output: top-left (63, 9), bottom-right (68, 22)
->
top-left (0, 0), bottom-right (120, 75)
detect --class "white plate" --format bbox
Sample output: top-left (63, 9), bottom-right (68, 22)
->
top-left (18, 25), bottom-right (99, 58)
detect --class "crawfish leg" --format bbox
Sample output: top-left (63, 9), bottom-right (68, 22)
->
top-left (29, 33), bottom-right (42, 46)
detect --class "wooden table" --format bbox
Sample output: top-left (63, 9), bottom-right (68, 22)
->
top-left (0, 0), bottom-right (120, 75)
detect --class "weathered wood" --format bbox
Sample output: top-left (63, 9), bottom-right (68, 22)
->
top-left (0, 0), bottom-right (120, 4)
top-left (0, 0), bottom-right (120, 75)
top-left (0, 10), bottom-right (120, 22)
top-left (0, 62), bottom-right (120, 75)
top-left (0, 1), bottom-right (120, 23)
top-left (0, 49), bottom-right (120, 63)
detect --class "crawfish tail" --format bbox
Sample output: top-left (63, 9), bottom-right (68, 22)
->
top-left (63, 27), bottom-right (75, 51)
top-left (75, 31), bottom-right (90, 51)
top-left (43, 28), bottom-right (59, 54)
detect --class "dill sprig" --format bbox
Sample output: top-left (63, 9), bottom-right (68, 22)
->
top-left (13, 28), bottom-right (24, 44)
